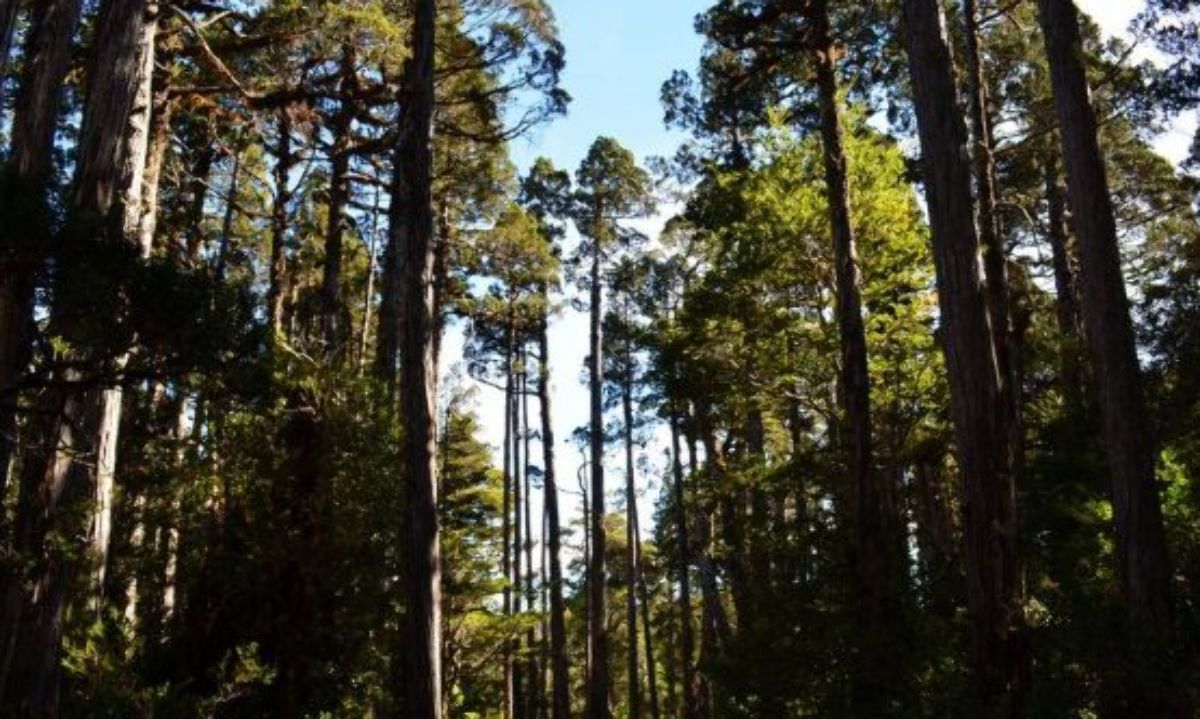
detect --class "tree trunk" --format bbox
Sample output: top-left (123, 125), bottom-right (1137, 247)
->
top-left (587, 238), bottom-right (610, 719)
top-left (668, 416), bottom-right (698, 719)
top-left (0, 0), bottom-right (21, 130)
top-left (1, 0), bottom-right (156, 712)
top-left (538, 306), bottom-right (571, 719)
top-left (632, 490), bottom-right (661, 719)
top-left (1043, 148), bottom-right (1085, 405)
top-left (522, 364), bottom-right (538, 719)
top-left (902, 0), bottom-right (1027, 712)
top-left (0, 0), bottom-right (83, 504)
top-left (395, 0), bottom-right (442, 713)
top-left (322, 45), bottom-right (355, 356)
top-left (503, 342), bottom-right (515, 719)
top-left (513, 341), bottom-right (526, 719)
top-left (624, 360), bottom-right (640, 719)
top-left (268, 107), bottom-right (293, 338)
top-left (963, 0), bottom-right (1015, 404)
top-left (809, 0), bottom-right (905, 706)
top-left (1036, 1), bottom-right (1179, 711)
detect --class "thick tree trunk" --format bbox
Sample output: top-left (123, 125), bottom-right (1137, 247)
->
top-left (268, 108), bottom-right (293, 338)
top-left (1036, 1), bottom-right (1179, 711)
top-left (668, 416), bottom-right (698, 719)
top-left (538, 310), bottom-right (571, 719)
top-left (902, 0), bottom-right (1027, 713)
top-left (809, 0), bottom-right (905, 707)
top-left (587, 239), bottom-right (609, 719)
top-left (1, 0), bottom-right (156, 712)
top-left (0, 0), bottom-right (83, 505)
top-left (394, 0), bottom-right (442, 713)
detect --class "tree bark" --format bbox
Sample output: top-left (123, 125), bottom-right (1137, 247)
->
top-left (1036, 1), bottom-right (1179, 711)
top-left (503, 340), bottom-right (515, 719)
top-left (322, 45), bottom-right (355, 355)
top-left (1, 0), bottom-right (156, 712)
top-left (668, 416), bottom-right (698, 719)
top-left (268, 107), bottom-right (293, 338)
top-left (0, 0), bottom-right (21, 130)
top-left (1043, 148), bottom-right (1085, 405)
top-left (513, 339), bottom-right (526, 719)
top-left (538, 307), bottom-right (571, 719)
top-left (587, 236), bottom-right (610, 719)
top-left (395, 0), bottom-right (442, 713)
top-left (902, 0), bottom-right (1027, 712)
top-left (963, 0), bottom-right (1016, 405)
top-left (0, 0), bottom-right (83, 506)
top-left (632, 489), bottom-right (660, 719)
top-left (809, 0), bottom-right (905, 706)
top-left (623, 358), bottom-right (640, 719)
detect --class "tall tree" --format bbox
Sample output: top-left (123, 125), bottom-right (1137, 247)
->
top-left (1036, 0), bottom-right (1179, 711)
top-left (574, 137), bottom-right (654, 719)
top-left (902, 0), bottom-right (1027, 712)
top-left (394, 0), bottom-right (442, 714)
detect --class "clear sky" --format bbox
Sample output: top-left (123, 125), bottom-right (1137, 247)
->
top-left (441, 0), bottom-right (1196, 554)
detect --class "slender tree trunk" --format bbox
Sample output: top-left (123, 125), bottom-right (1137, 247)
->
top-left (1043, 148), bottom-right (1085, 405)
top-left (809, 0), bottom-right (905, 707)
top-left (902, 0), bottom-right (1027, 713)
top-left (668, 416), bottom-right (698, 719)
top-left (503, 341), bottom-right (515, 719)
top-left (1036, 2), bottom-right (1179, 712)
top-left (322, 45), bottom-right (355, 355)
top-left (587, 238), bottom-right (610, 719)
top-left (632, 490), bottom-right (660, 719)
top-left (393, 0), bottom-right (441, 713)
top-left (963, 0), bottom-right (1015, 401)
top-left (0, 0), bottom-right (21, 130)
top-left (358, 185), bottom-right (381, 373)
top-left (624, 360), bottom-right (641, 719)
top-left (514, 341), bottom-right (526, 719)
top-left (522, 363), bottom-right (538, 719)
top-left (268, 107), bottom-right (293, 338)
top-left (536, 307), bottom-right (571, 719)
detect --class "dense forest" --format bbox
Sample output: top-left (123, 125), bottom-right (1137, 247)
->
top-left (0, 0), bottom-right (1199, 716)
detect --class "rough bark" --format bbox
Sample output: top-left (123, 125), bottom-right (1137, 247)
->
top-left (0, 0), bottom-right (83, 505)
top-left (632, 489), bottom-right (661, 719)
top-left (538, 308), bottom-right (571, 719)
top-left (395, 0), bottom-right (442, 712)
top-left (1, 0), bottom-right (156, 712)
top-left (503, 343), bottom-right (515, 719)
top-left (902, 0), bottom-right (1027, 712)
top-left (1036, 1), bottom-right (1179, 710)
top-left (513, 343), bottom-right (526, 719)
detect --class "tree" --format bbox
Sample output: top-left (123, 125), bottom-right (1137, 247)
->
top-left (1037, 0), bottom-right (1180, 712)
top-left (901, 0), bottom-right (1027, 712)
top-left (574, 137), bottom-right (654, 719)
